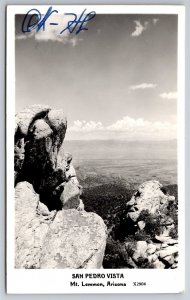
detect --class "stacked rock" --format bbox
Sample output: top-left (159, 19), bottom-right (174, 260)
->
top-left (125, 237), bottom-right (178, 269)
top-left (14, 105), bottom-right (107, 269)
top-left (125, 180), bottom-right (178, 269)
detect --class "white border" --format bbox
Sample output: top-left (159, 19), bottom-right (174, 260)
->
top-left (6, 5), bottom-right (185, 294)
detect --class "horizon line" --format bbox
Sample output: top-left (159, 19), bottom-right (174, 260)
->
top-left (64, 138), bottom-right (177, 142)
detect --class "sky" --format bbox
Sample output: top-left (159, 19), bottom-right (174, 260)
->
top-left (15, 12), bottom-right (178, 141)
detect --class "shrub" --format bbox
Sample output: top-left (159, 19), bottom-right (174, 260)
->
top-left (125, 242), bottom-right (136, 257)
top-left (169, 227), bottom-right (178, 239)
top-left (103, 237), bottom-right (130, 269)
top-left (82, 181), bottom-right (178, 268)
top-left (138, 210), bottom-right (163, 238)
top-left (136, 257), bottom-right (154, 269)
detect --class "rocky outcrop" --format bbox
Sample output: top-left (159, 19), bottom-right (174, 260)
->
top-left (15, 105), bottom-right (67, 199)
top-left (124, 180), bottom-right (178, 269)
top-left (126, 180), bottom-right (176, 235)
top-left (15, 106), bottom-right (177, 270)
top-left (15, 105), bottom-right (107, 269)
top-left (15, 181), bottom-right (106, 269)
top-left (126, 180), bottom-right (175, 223)
top-left (15, 105), bottom-right (81, 210)
top-left (15, 105), bottom-right (50, 181)
top-left (41, 210), bottom-right (106, 269)
top-left (125, 237), bottom-right (178, 269)
top-left (15, 182), bottom-right (51, 269)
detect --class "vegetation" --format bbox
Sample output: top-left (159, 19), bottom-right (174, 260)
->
top-left (103, 237), bottom-right (130, 269)
top-left (137, 210), bottom-right (163, 238)
top-left (81, 176), bottom-right (178, 269)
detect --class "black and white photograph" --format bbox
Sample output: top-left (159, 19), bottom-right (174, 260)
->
top-left (6, 5), bottom-right (185, 294)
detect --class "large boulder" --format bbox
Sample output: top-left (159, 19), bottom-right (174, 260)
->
top-left (60, 180), bottom-right (81, 209)
top-left (124, 180), bottom-right (178, 269)
top-left (15, 181), bottom-right (51, 269)
top-left (17, 108), bottom-right (67, 193)
top-left (14, 105), bottom-right (82, 211)
top-left (14, 105), bottom-right (106, 270)
top-left (15, 183), bottom-right (107, 269)
top-left (125, 238), bottom-right (178, 269)
top-left (15, 104), bottom-right (50, 136)
top-left (131, 241), bottom-right (148, 263)
top-left (126, 180), bottom-right (175, 223)
top-left (40, 209), bottom-right (107, 269)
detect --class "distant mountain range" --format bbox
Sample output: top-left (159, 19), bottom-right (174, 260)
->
top-left (64, 139), bottom-right (177, 161)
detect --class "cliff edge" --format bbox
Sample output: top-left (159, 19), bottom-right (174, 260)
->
top-left (14, 105), bottom-right (107, 269)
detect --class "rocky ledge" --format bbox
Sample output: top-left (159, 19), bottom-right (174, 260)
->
top-left (15, 105), bottom-right (107, 269)
top-left (124, 180), bottom-right (178, 269)
top-left (15, 105), bottom-right (178, 269)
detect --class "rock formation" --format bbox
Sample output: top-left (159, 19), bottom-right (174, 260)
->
top-left (125, 180), bottom-right (178, 269)
top-left (41, 210), bottom-right (106, 269)
top-left (15, 181), bottom-right (52, 269)
top-left (125, 237), bottom-right (178, 269)
top-left (126, 180), bottom-right (175, 223)
top-left (15, 105), bottom-right (107, 269)
top-left (14, 105), bottom-right (178, 269)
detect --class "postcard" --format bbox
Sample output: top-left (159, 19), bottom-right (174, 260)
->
top-left (6, 5), bottom-right (185, 293)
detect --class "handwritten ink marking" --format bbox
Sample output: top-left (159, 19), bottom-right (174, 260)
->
top-left (60, 9), bottom-right (96, 35)
top-left (49, 23), bottom-right (59, 26)
top-left (21, 6), bottom-right (96, 36)
top-left (22, 6), bottom-right (58, 33)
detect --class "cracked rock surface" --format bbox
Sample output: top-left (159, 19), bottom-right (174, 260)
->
top-left (124, 180), bottom-right (178, 269)
top-left (41, 209), bottom-right (107, 269)
top-left (125, 237), bottom-right (178, 269)
top-left (15, 182), bottom-right (51, 269)
top-left (15, 105), bottom-right (107, 269)
top-left (126, 180), bottom-right (175, 223)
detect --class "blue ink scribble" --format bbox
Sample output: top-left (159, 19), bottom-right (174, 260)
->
top-left (21, 6), bottom-right (96, 36)
top-left (49, 23), bottom-right (58, 26)
top-left (21, 6), bottom-right (58, 33)
top-left (60, 9), bottom-right (96, 35)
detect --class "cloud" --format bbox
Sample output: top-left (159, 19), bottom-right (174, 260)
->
top-left (34, 14), bottom-right (70, 42)
top-left (15, 34), bottom-right (29, 40)
top-left (15, 14), bottom-right (82, 46)
top-left (68, 120), bottom-right (103, 132)
top-left (69, 37), bottom-right (83, 47)
top-left (107, 117), bottom-right (148, 131)
top-left (152, 18), bottom-right (159, 25)
top-left (129, 83), bottom-right (157, 90)
top-left (131, 18), bottom-right (159, 37)
top-left (131, 20), bottom-right (149, 37)
top-left (106, 117), bottom-right (175, 134)
top-left (67, 116), bottom-right (176, 140)
top-left (160, 92), bottom-right (178, 99)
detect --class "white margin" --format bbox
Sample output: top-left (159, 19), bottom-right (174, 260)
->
top-left (6, 5), bottom-right (185, 294)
